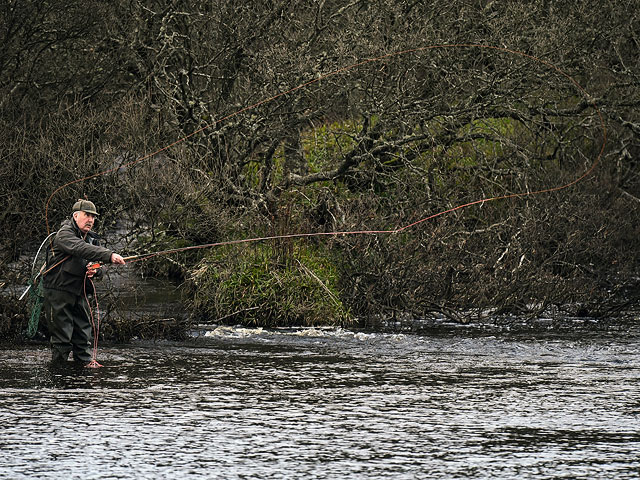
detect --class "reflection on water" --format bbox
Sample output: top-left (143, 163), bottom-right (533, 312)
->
top-left (1, 327), bottom-right (639, 479)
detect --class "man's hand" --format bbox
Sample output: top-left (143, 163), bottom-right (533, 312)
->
top-left (111, 253), bottom-right (126, 265)
top-left (86, 264), bottom-right (98, 277)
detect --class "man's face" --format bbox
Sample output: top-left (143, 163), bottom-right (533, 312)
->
top-left (74, 211), bottom-right (96, 234)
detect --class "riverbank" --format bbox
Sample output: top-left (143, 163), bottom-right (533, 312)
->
top-left (3, 304), bottom-right (638, 345)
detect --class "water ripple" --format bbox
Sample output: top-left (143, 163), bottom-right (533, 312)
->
top-left (1, 327), bottom-right (639, 479)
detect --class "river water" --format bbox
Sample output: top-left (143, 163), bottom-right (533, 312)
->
top-left (1, 325), bottom-right (639, 479)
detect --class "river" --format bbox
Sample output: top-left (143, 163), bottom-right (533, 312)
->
top-left (1, 325), bottom-right (639, 479)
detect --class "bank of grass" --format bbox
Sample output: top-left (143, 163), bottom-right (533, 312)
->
top-left (187, 241), bottom-right (352, 327)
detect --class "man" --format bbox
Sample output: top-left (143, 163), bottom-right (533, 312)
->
top-left (42, 199), bottom-right (126, 365)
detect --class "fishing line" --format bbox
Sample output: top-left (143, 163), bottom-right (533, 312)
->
top-left (84, 274), bottom-right (102, 368)
top-left (44, 43), bottom-right (607, 238)
top-left (114, 45), bottom-right (606, 263)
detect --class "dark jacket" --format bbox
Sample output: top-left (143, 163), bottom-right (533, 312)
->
top-left (43, 218), bottom-right (114, 296)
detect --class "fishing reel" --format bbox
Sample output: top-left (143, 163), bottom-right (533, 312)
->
top-left (86, 262), bottom-right (103, 276)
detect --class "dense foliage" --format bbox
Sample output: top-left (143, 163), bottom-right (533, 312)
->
top-left (1, 1), bottom-right (638, 335)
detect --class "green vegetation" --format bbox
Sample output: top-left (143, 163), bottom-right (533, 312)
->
top-left (188, 242), bottom-right (351, 327)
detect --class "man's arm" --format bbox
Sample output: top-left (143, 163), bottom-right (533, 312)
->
top-left (54, 224), bottom-right (114, 263)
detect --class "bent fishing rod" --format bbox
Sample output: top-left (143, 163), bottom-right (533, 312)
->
top-left (43, 43), bottom-right (607, 240)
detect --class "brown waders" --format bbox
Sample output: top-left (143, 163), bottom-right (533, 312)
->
top-left (43, 287), bottom-right (93, 365)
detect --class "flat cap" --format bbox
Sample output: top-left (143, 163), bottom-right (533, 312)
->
top-left (72, 199), bottom-right (99, 216)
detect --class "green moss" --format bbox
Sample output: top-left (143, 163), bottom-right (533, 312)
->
top-left (303, 120), bottom-right (362, 172)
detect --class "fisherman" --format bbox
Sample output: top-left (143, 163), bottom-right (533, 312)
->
top-left (42, 199), bottom-right (125, 366)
